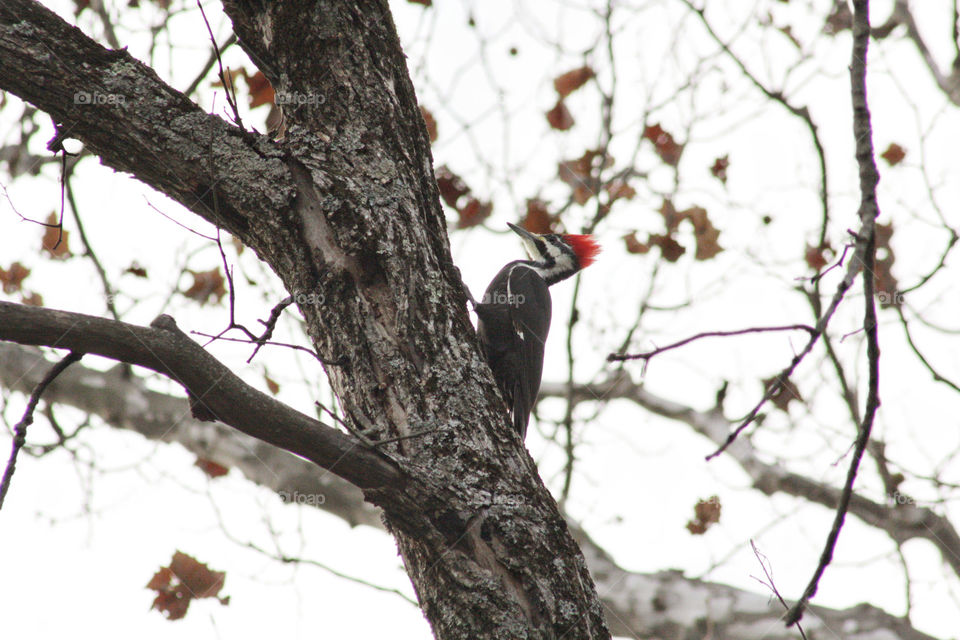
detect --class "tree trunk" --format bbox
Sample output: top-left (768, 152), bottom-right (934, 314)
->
top-left (0, 1), bottom-right (609, 637)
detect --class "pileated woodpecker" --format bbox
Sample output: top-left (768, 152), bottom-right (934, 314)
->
top-left (476, 223), bottom-right (600, 439)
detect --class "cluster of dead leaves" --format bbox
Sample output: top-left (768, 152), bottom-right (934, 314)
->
top-left (435, 165), bottom-right (492, 229)
top-left (147, 551), bottom-right (229, 620)
top-left (687, 496), bottom-right (721, 535)
top-left (623, 199), bottom-right (722, 262)
top-left (546, 66), bottom-right (595, 131)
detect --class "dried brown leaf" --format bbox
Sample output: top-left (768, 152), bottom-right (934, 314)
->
top-left (457, 198), bottom-right (492, 229)
top-left (195, 457), bottom-right (229, 478)
top-left (687, 496), bottom-right (722, 535)
top-left (763, 375), bottom-right (803, 412)
top-left (623, 232), bottom-right (649, 254)
top-left (524, 199), bottom-right (554, 234)
top-left (183, 268), bottom-right (226, 305)
top-left (0, 261), bottom-right (30, 293)
top-left (420, 106), bottom-right (438, 143)
top-left (41, 213), bottom-right (71, 260)
top-left (435, 165), bottom-right (470, 208)
top-left (649, 234), bottom-right (685, 262)
top-left (643, 123), bottom-right (683, 167)
top-left (245, 71), bottom-right (274, 109)
top-left (546, 99), bottom-right (574, 131)
top-left (553, 66), bottom-right (595, 98)
top-left (880, 143), bottom-right (906, 167)
top-left (605, 179), bottom-right (636, 202)
top-left (710, 155), bottom-right (729, 184)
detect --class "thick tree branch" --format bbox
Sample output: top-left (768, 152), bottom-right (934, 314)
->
top-left (0, 341), bottom-right (384, 528)
top-left (0, 301), bottom-right (402, 492)
top-left (0, 0), bottom-right (293, 246)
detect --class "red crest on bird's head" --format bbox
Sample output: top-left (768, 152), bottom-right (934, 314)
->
top-left (562, 234), bottom-right (601, 268)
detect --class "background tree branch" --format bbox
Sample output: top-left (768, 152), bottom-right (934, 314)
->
top-left (540, 376), bottom-right (960, 582)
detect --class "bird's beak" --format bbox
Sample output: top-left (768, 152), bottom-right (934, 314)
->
top-left (507, 222), bottom-right (542, 243)
top-left (507, 223), bottom-right (542, 260)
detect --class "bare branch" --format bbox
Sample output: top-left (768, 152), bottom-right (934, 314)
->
top-left (608, 324), bottom-right (816, 362)
top-left (540, 376), bottom-right (960, 582)
top-left (786, 0), bottom-right (883, 623)
top-left (0, 342), bottom-right (384, 528)
top-left (0, 301), bottom-right (401, 492)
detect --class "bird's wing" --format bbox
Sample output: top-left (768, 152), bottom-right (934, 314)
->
top-left (506, 266), bottom-right (551, 438)
top-left (476, 263), bottom-right (552, 438)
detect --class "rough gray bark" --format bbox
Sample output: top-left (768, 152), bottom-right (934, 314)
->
top-left (0, 341), bottom-right (937, 640)
top-left (0, 1), bottom-right (608, 637)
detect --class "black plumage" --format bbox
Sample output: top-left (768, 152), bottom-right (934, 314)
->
top-left (476, 263), bottom-right (552, 439)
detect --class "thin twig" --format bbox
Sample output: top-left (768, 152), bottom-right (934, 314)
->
top-left (184, 34), bottom-right (238, 98)
top-left (894, 305), bottom-right (960, 392)
top-left (0, 351), bottom-right (84, 510)
top-left (197, 230), bottom-right (335, 364)
top-left (191, 331), bottom-right (341, 365)
top-left (196, 0), bottom-right (245, 130)
top-left (749, 541), bottom-right (809, 640)
top-left (609, 324), bottom-right (817, 362)
top-left (64, 163), bottom-right (120, 320)
top-left (808, 241), bottom-right (853, 285)
top-left (144, 198), bottom-right (218, 240)
top-left (705, 239), bottom-right (869, 460)
top-left (206, 490), bottom-right (417, 605)
top-left (249, 295), bottom-right (295, 362)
